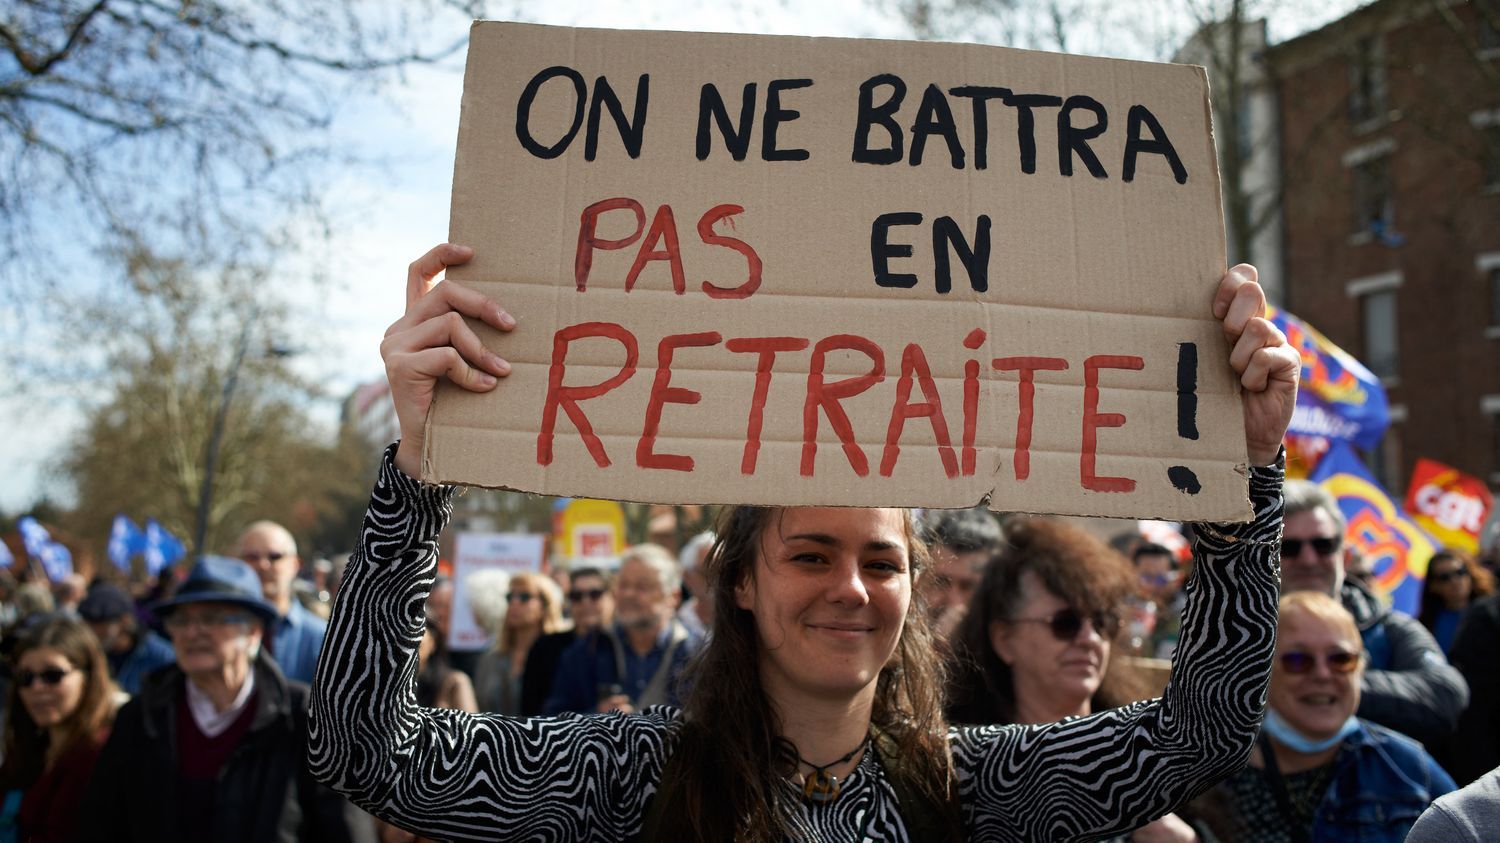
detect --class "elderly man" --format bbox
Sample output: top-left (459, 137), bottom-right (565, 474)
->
top-left (544, 545), bottom-right (699, 714)
top-left (238, 520), bottom-right (327, 683)
top-left (75, 556), bottom-right (356, 842)
top-left (919, 507), bottom-right (1002, 637)
top-left (78, 582), bottom-right (175, 694)
top-left (1280, 480), bottom-right (1469, 749)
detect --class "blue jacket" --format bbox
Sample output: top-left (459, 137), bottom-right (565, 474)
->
top-left (270, 600), bottom-right (328, 685)
top-left (1310, 719), bottom-right (1456, 842)
top-left (112, 630), bottom-right (177, 695)
top-left (542, 622), bottom-right (697, 714)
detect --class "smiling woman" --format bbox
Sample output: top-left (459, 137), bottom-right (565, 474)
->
top-left (307, 246), bottom-right (1302, 841)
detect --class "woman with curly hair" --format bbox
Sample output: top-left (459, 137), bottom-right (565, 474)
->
top-left (0, 614), bottom-right (117, 842)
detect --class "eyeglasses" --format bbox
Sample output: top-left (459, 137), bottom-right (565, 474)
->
top-left (241, 551), bottom-right (286, 564)
top-left (1140, 572), bottom-right (1177, 587)
top-left (568, 588), bottom-right (606, 603)
top-left (1429, 568), bottom-right (1470, 584)
top-left (1280, 537), bottom-right (1340, 558)
top-left (16, 667), bottom-right (78, 689)
top-left (1278, 650), bottom-right (1362, 675)
top-left (1010, 608), bottom-right (1121, 641)
top-left (505, 592), bottom-right (536, 604)
top-left (163, 610), bottom-right (254, 631)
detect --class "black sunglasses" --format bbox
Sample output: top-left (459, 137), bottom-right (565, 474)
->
top-left (16, 667), bottom-right (77, 688)
top-left (1280, 537), bottom-right (1341, 558)
top-left (505, 592), bottom-right (536, 604)
top-left (568, 588), bottom-right (606, 603)
top-left (1429, 568), bottom-right (1470, 584)
top-left (1011, 608), bottom-right (1120, 641)
top-left (1278, 650), bottom-right (1361, 675)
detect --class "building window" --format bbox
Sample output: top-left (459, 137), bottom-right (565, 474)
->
top-left (1363, 428), bottom-right (1402, 492)
top-left (1492, 266), bottom-right (1500, 328)
top-left (1480, 0), bottom-right (1500, 54)
top-left (1349, 35), bottom-right (1388, 126)
top-left (1352, 155), bottom-right (1393, 233)
top-left (1361, 289), bottom-right (1399, 379)
top-left (1484, 124), bottom-right (1500, 189)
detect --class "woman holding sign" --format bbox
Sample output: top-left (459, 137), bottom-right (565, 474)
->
top-left (308, 244), bottom-right (1299, 841)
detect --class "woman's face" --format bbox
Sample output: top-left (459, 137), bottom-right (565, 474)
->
top-left (505, 578), bottom-right (544, 629)
top-left (735, 507), bottom-right (911, 704)
top-left (989, 571), bottom-right (1111, 710)
top-left (1269, 613), bottom-right (1363, 741)
top-left (1427, 558), bottom-right (1472, 609)
top-left (16, 646), bottom-right (86, 730)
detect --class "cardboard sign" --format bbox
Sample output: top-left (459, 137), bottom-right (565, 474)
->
top-left (1405, 458), bottom-right (1493, 553)
top-left (449, 531), bottom-right (546, 651)
top-left (426, 22), bottom-right (1251, 521)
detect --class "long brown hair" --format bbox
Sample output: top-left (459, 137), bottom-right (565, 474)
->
top-left (947, 517), bottom-right (1149, 725)
top-left (1419, 548), bottom-right (1496, 632)
top-left (0, 614), bottom-right (117, 790)
top-left (651, 506), bottom-right (960, 841)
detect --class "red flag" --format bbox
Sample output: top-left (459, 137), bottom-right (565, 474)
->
top-left (1404, 459), bottom-right (1493, 553)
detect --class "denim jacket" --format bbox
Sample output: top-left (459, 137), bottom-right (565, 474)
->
top-left (1311, 719), bottom-right (1456, 842)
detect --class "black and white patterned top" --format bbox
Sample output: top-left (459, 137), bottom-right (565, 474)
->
top-left (308, 447), bottom-right (1284, 842)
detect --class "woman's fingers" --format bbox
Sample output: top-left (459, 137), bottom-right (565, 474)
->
top-left (393, 274), bottom-right (516, 338)
top-left (394, 346), bottom-right (500, 393)
top-left (1215, 266), bottom-right (1266, 344)
top-left (1228, 317), bottom-right (1283, 379)
top-left (383, 310), bottom-right (512, 381)
top-left (406, 244), bottom-right (475, 311)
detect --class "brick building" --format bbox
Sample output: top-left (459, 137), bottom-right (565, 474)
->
top-left (1267, 0), bottom-right (1500, 491)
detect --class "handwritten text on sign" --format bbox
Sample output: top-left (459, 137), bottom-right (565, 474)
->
top-left (426, 23), bottom-right (1250, 521)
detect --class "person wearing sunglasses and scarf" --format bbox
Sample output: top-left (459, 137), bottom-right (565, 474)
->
top-left (472, 572), bottom-right (564, 715)
top-left (0, 614), bottom-right (117, 843)
top-left (1222, 591), bottom-right (1454, 842)
top-left (945, 518), bottom-right (1211, 842)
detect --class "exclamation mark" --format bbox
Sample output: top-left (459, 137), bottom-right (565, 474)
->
top-left (1167, 342), bottom-right (1201, 494)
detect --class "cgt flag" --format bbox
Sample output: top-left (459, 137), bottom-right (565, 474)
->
top-left (1312, 441), bottom-right (1437, 616)
top-left (108, 514), bottom-right (147, 573)
top-left (1404, 459), bottom-right (1493, 554)
top-left (1268, 307), bottom-right (1389, 453)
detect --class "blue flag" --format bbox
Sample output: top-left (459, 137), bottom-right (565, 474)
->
top-left (143, 519), bottom-right (186, 577)
top-left (1311, 441), bottom-right (1437, 616)
top-left (0, 540), bottom-right (13, 569)
top-left (39, 542), bottom-right (73, 582)
top-left (1267, 307), bottom-right (1390, 451)
top-left (108, 514), bottom-right (146, 573)
top-left (17, 516), bottom-right (52, 559)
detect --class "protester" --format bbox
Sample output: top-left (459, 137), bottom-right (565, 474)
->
top-left (1442, 591), bottom-right (1500, 785)
top-left (304, 247), bottom-right (1297, 840)
top-left (519, 566), bottom-right (612, 716)
top-left (1279, 479), bottom-right (1468, 749)
top-left (472, 571), bottom-right (562, 714)
top-left (77, 582), bottom-right (175, 695)
top-left (75, 556), bottom-right (356, 842)
top-left (676, 531), bottom-right (715, 638)
top-left (50, 575), bottom-right (86, 617)
top-left (945, 519), bottom-right (1205, 841)
top-left (0, 615), bottom-right (117, 842)
top-left (1418, 549), bottom-right (1494, 655)
top-left (919, 507), bottom-right (1002, 639)
top-left (1405, 763), bottom-right (1500, 842)
top-left (416, 622), bottom-right (477, 712)
top-left (237, 521), bottom-right (328, 684)
top-left (544, 544), bottom-right (698, 714)
top-left (1221, 591), bottom-right (1454, 841)
top-left (1131, 542), bottom-right (1185, 659)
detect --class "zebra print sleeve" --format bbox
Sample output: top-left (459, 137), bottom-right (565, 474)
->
top-left (952, 458), bottom-right (1284, 843)
top-left (307, 445), bottom-right (677, 842)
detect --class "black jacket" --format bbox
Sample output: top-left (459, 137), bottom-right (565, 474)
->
top-left (73, 652), bottom-right (356, 843)
top-left (1440, 592), bottom-right (1500, 785)
top-left (1341, 579), bottom-right (1469, 749)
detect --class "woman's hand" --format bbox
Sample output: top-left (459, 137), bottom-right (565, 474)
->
top-left (1130, 811), bottom-right (1198, 842)
top-left (382, 244), bottom-right (517, 477)
top-left (1212, 264), bottom-right (1299, 467)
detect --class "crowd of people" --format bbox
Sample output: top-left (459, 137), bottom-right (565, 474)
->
top-left (0, 247), bottom-right (1497, 841)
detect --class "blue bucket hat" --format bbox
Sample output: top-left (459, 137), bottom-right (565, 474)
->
top-left (150, 555), bottom-right (279, 626)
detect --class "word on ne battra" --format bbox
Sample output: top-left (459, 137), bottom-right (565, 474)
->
top-left (425, 22), bottom-right (1253, 522)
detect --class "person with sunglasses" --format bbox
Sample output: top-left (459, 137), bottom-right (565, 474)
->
top-left (473, 572), bottom-right (564, 715)
top-left (0, 614), bottom-right (117, 843)
top-left (1418, 549), bottom-right (1494, 656)
top-left (945, 519), bottom-right (1209, 841)
top-left (307, 247), bottom-right (1298, 840)
top-left (236, 520), bottom-right (328, 684)
top-left (1221, 591), bottom-right (1454, 842)
top-left (1279, 480), bottom-right (1469, 752)
top-left (518, 567), bottom-right (615, 716)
